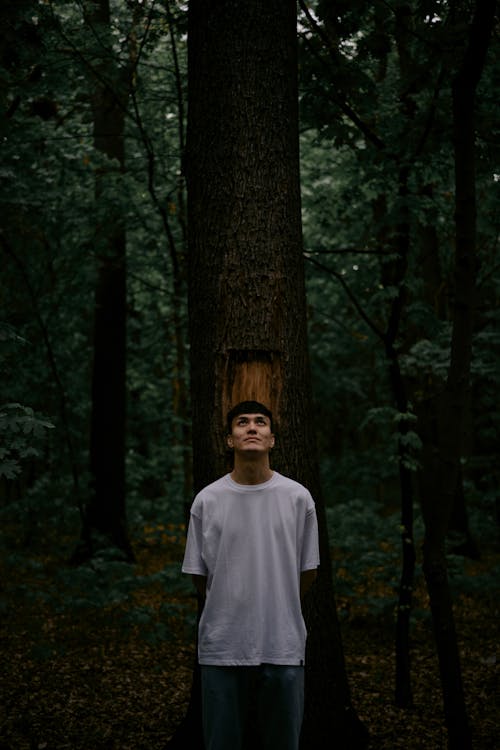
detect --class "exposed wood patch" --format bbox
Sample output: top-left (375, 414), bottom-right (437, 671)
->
top-left (221, 349), bottom-right (282, 426)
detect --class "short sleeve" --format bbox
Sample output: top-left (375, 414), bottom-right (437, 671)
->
top-left (182, 510), bottom-right (207, 576)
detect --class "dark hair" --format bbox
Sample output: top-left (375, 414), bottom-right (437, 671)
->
top-left (226, 401), bottom-right (273, 434)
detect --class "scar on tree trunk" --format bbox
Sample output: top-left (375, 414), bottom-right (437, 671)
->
top-left (221, 350), bottom-right (282, 416)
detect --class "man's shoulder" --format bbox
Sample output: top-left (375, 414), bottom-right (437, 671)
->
top-left (201, 474), bottom-right (230, 491)
top-left (273, 472), bottom-right (313, 498)
top-left (193, 474), bottom-right (230, 502)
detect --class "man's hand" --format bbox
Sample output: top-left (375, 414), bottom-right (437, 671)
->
top-left (300, 568), bottom-right (318, 601)
top-left (192, 574), bottom-right (207, 600)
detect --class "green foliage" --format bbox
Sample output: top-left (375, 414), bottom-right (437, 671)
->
top-left (446, 551), bottom-right (500, 598)
top-left (360, 406), bottom-right (422, 471)
top-left (0, 0), bottom-right (498, 599)
top-left (4, 545), bottom-right (194, 651)
top-left (327, 494), bottom-right (498, 619)
top-left (300, 0), bottom-right (500, 531)
top-left (0, 403), bottom-right (54, 479)
top-left (326, 499), bottom-right (417, 618)
top-left (400, 335), bottom-right (452, 381)
top-left (0, 0), bottom-right (190, 540)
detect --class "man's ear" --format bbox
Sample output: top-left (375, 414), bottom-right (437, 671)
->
top-left (270, 434), bottom-right (275, 448)
top-left (227, 434), bottom-right (234, 449)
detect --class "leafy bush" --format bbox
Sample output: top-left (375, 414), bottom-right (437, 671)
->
top-left (0, 402), bottom-right (54, 479)
top-left (327, 492), bottom-right (497, 622)
top-left (326, 498), bottom-right (426, 620)
top-left (5, 546), bottom-right (194, 654)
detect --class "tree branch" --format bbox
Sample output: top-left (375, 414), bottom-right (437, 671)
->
top-left (306, 247), bottom-right (388, 256)
top-left (304, 253), bottom-right (385, 341)
top-left (298, 0), bottom-right (386, 152)
top-left (1, 232), bottom-right (83, 512)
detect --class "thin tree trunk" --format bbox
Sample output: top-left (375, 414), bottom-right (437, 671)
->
top-left (384, 165), bottom-right (416, 709)
top-left (167, 0), bottom-right (192, 512)
top-left (388, 347), bottom-right (416, 708)
top-left (373, 165), bottom-right (416, 708)
top-left (447, 467), bottom-right (479, 559)
top-left (75, 0), bottom-right (134, 562)
top-left (421, 2), bottom-right (495, 746)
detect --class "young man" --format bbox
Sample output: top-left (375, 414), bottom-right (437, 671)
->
top-left (182, 400), bottom-right (320, 750)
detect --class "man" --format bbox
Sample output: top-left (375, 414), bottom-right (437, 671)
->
top-left (182, 400), bottom-right (320, 750)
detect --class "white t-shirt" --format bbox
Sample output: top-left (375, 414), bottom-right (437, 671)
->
top-left (182, 471), bottom-right (320, 666)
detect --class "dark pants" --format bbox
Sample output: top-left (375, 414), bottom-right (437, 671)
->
top-left (200, 664), bottom-right (304, 750)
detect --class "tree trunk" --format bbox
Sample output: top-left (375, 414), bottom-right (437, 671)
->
top-left (373, 169), bottom-right (416, 708)
top-left (447, 467), bottom-right (479, 559)
top-left (420, 2), bottom-right (495, 746)
top-left (384, 166), bottom-right (416, 709)
top-left (74, 0), bottom-right (134, 562)
top-left (169, 0), bottom-right (367, 747)
top-left (388, 347), bottom-right (416, 709)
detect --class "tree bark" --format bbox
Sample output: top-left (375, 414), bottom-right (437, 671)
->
top-left (74, 0), bottom-right (134, 562)
top-left (420, 2), bottom-right (495, 747)
top-left (169, 0), bottom-right (368, 747)
top-left (384, 165), bottom-right (416, 710)
top-left (372, 169), bottom-right (416, 709)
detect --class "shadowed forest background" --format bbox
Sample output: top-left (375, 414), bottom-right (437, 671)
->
top-left (1, 1), bottom-right (499, 748)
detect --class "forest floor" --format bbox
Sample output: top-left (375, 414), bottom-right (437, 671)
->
top-left (0, 526), bottom-right (498, 750)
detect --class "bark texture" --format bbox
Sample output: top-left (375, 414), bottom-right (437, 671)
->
top-left (420, 2), bottom-right (496, 746)
top-left (171, 0), bottom-right (368, 746)
top-left (76, 0), bottom-right (133, 561)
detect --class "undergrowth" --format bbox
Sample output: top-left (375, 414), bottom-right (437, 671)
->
top-left (326, 496), bottom-right (499, 622)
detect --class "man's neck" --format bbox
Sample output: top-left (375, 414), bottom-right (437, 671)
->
top-left (230, 460), bottom-right (274, 486)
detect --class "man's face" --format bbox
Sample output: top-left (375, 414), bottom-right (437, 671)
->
top-left (227, 413), bottom-right (275, 455)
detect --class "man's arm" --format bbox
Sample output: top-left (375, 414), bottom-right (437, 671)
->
top-left (300, 568), bottom-right (317, 600)
top-left (192, 574), bottom-right (207, 600)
